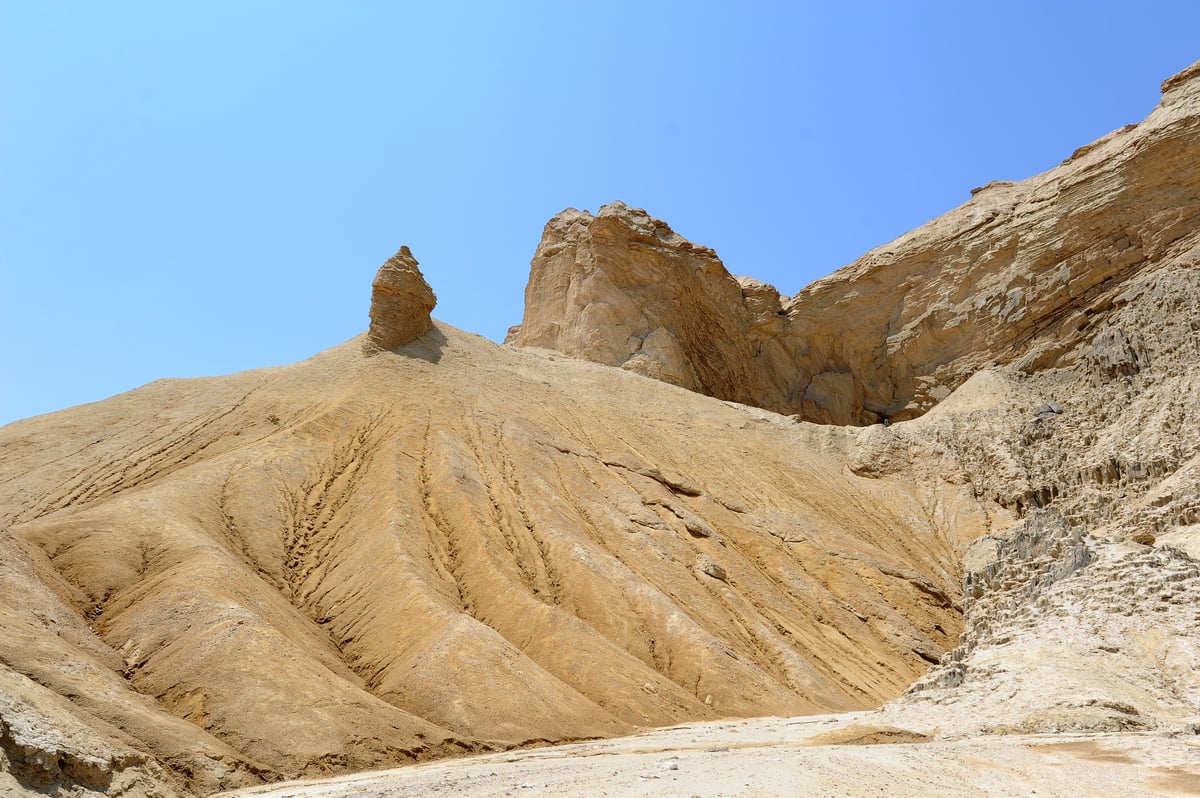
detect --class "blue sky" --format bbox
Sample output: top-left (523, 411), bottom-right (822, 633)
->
top-left (2, 3), bottom-right (1198, 426)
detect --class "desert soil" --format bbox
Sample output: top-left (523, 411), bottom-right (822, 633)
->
top-left (214, 712), bottom-right (1200, 798)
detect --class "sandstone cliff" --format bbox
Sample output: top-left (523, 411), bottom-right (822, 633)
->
top-left (2, 60), bottom-right (1200, 798)
top-left (508, 62), bottom-right (1200, 425)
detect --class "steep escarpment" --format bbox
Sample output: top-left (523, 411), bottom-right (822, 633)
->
top-left (508, 62), bottom-right (1200, 425)
top-left (504, 203), bottom-right (791, 408)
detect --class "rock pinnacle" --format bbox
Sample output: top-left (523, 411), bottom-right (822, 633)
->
top-left (364, 245), bottom-right (437, 353)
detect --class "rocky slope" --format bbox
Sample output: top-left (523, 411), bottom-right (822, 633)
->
top-left (3, 60), bottom-right (1200, 798)
top-left (508, 62), bottom-right (1200, 426)
top-left (0, 310), bottom-right (981, 796)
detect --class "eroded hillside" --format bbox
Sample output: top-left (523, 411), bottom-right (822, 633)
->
top-left (2, 60), bottom-right (1199, 798)
top-left (508, 62), bottom-right (1200, 426)
top-left (0, 323), bottom-right (986, 797)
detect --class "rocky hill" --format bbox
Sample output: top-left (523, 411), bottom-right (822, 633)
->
top-left (2, 61), bottom-right (1199, 797)
top-left (509, 62), bottom-right (1200, 427)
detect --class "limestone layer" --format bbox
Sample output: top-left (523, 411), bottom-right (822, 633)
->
top-left (508, 62), bottom-right (1200, 425)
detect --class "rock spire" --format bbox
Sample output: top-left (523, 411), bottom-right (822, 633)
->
top-left (364, 246), bottom-right (436, 353)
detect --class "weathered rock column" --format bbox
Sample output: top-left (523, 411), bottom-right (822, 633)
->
top-left (363, 246), bottom-right (437, 353)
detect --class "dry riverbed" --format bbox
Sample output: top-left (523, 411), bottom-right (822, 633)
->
top-left (213, 712), bottom-right (1200, 797)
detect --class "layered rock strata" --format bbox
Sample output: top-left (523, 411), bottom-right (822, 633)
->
top-left (863, 238), bottom-right (1200, 735)
top-left (364, 245), bottom-right (436, 352)
top-left (508, 62), bottom-right (1200, 425)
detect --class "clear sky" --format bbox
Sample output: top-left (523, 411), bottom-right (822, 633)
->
top-left (2, 3), bottom-right (1198, 426)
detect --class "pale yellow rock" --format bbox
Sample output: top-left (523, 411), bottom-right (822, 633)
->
top-left (0, 323), bottom-right (974, 794)
top-left (509, 62), bottom-right (1200, 426)
top-left (364, 245), bottom-right (436, 352)
top-left (3, 59), bottom-right (1200, 798)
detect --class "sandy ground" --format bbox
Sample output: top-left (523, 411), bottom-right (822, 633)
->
top-left (212, 713), bottom-right (1200, 798)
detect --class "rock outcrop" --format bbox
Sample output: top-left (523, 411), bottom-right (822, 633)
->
top-left (863, 237), bottom-right (1200, 736)
top-left (364, 246), bottom-right (436, 353)
top-left (1, 665), bottom-right (180, 798)
top-left (508, 62), bottom-right (1200, 425)
top-left (505, 203), bottom-right (792, 408)
top-left (1, 60), bottom-right (1200, 798)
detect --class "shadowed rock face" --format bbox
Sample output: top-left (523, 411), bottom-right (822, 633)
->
top-left (508, 62), bottom-right (1200, 425)
top-left (364, 246), bottom-right (436, 353)
top-left (2, 60), bottom-right (1200, 798)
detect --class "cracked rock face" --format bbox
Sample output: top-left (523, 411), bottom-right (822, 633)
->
top-left (364, 246), bottom-right (436, 353)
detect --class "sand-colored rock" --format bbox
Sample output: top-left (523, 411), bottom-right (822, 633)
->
top-left (364, 245), bottom-right (436, 352)
top-left (509, 64), bottom-right (1200, 426)
top-left (0, 327), bottom-right (977, 794)
top-left (505, 203), bottom-right (789, 407)
top-left (0, 664), bottom-right (180, 798)
top-left (2, 59), bottom-right (1200, 798)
